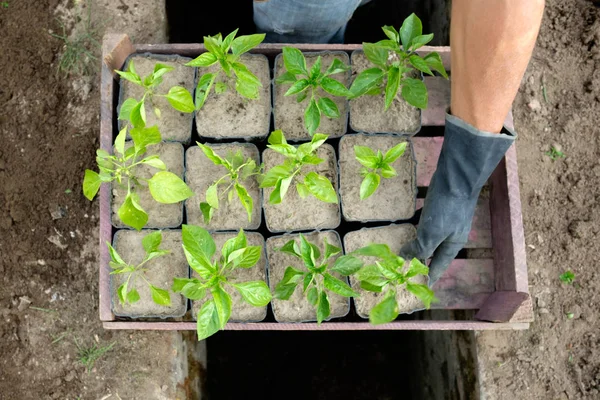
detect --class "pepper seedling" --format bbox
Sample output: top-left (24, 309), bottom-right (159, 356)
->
top-left (276, 47), bottom-right (351, 135)
top-left (348, 14), bottom-right (448, 110)
top-left (116, 61), bottom-right (195, 128)
top-left (196, 143), bottom-right (260, 223)
top-left (186, 29), bottom-right (265, 110)
top-left (352, 243), bottom-right (437, 324)
top-left (82, 126), bottom-right (194, 230)
top-left (274, 234), bottom-right (363, 324)
top-left (260, 130), bottom-right (337, 204)
top-left (172, 226), bottom-right (272, 341)
top-left (107, 231), bottom-right (172, 306)
top-left (355, 142), bottom-right (407, 199)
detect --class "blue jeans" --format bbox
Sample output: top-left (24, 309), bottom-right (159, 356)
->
top-left (253, 0), bottom-right (372, 44)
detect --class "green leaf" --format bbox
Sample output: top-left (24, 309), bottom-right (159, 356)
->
top-left (331, 255), bottom-right (363, 276)
top-left (228, 246), bottom-right (261, 268)
top-left (277, 240), bottom-right (301, 258)
top-left (382, 25), bottom-right (400, 42)
top-left (310, 56), bottom-right (322, 80)
top-left (299, 234), bottom-right (315, 268)
top-left (141, 157), bottom-right (166, 170)
top-left (323, 273), bottom-right (358, 297)
top-left (560, 270), bottom-right (575, 284)
top-left (182, 283), bottom-right (206, 300)
top-left (150, 285), bottom-right (171, 306)
top-left (232, 281), bottom-right (272, 307)
top-left (410, 33), bottom-right (434, 51)
top-left (181, 224), bottom-right (216, 277)
top-left (117, 282), bottom-right (128, 305)
top-left (354, 145), bottom-right (380, 169)
top-left (285, 79), bottom-right (310, 96)
top-left (196, 299), bottom-right (221, 341)
top-left (197, 143), bottom-right (225, 166)
top-left (148, 171), bottom-right (193, 204)
top-left (200, 202), bottom-right (214, 224)
top-left (166, 86), bottom-right (195, 113)
top-left (325, 58), bottom-right (349, 76)
top-left (348, 68), bottom-right (385, 98)
top-left (130, 100), bottom-right (146, 128)
top-left (319, 76), bottom-right (350, 97)
top-left (276, 71), bottom-right (297, 84)
top-left (142, 231), bottom-right (162, 254)
top-left (401, 78), bottom-right (428, 109)
top-left (374, 39), bottom-right (400, 51)
top-left (152, 63), bottom-right (174, 81)
top-left (409, 55), bottom-right (433, 76)
top-left (363, 42), bottom-right (389, 67)
top-left (116, 69), bottom-right (142, 86)
top-left (221, 229), bottom-right (247, 263)
top-left (268, 129), bottom-right (287, 145)
top-left (186, 52), bottom-right (218, 67)
top-left (361, 280), bottom-right (385, 292)
top-left (317, 97), bottom-right (339, 119)
top-left (406, 282), bottom-right (437, 309)
top-left (304, 172), bottom-right (337, 203)
top-left (370, 293), bottom-right (399, 325)
top-left (282, 47), bottom-right (307, 76)
top-left (309, 132), bottom-right (328, 150)
top-left (274, 282), bottom-right (299, 300)
top-left (118, 98), bottom-right (138, 121)
top-left (235, 78), bottom-right (260, 100)
top-left (114, 127), bottom-right (127, 156)
top-left (399, 13), bottom-right (422, 51)
top-left (118, 192), bottom-right (148, 230)
top-left (83, 170), bottom-right (102, 200)
top-left (360, 172), bottom-right (380, 200)
top-left (127, 288), bottom-right (140, 303)
top-left (259, 165), bottom-right (292, 188)
top-left (269, 175), bottom-right (293, 204)
top-left (205, 183), bottom-right (219, 210)
top-left (222, 29), bottom-right (238, 53)
top-left (232, 62), bottom-right (261, 86)
top-left (303, 273), bottom-right (314, 292)
top-left (214, 82), bottom-right (227, 94)
top-left (235, 183), bottom-right (253, 222)
top-left (385, 66), bottom-right (401, 110)
top-left (267, 143), bottom-right (297, 158)
top-left (307, 287), bottom-right (318, 305)
top-left (231, 33), bottom-right (265, 56)
top-left (130, 125), bottom-right (161, 153)
top-left (304, 98), bottom-right (321, 136)
top-left (423, 52), bottom-right (448, 79)
top-left (296, 183), bottom-right (309, 198)
top-left (297, 92), bottom-right (308, 104)
top-left (316, 291), bottom-right (330, 324)
top-left (323, 239), bottom-right (341, 261)
top-left (172, 277), bottom-right (197, 292)
top-left (383, 142), bottom-right (407, 164)
top-left (406, 258), bottom-right (429, 278)
top-left (107, 242), bottom-right (126, 266)
top-left (195, 73), bottom-right (216, 110)
top-left (212, 285), bottom-right (232, 328)
top-left (375, 260), bottom-right (400, 280)
top-left (381, 164), bottom-right (397, 178)
top-left (203, 34), bottom-right (223, 58)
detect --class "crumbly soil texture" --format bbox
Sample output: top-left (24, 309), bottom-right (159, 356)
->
top-left (349, 51), bottom-right (421, 134)
top-left (111, 141), bottom-right (185, 229)
top-left (274, 52), bottom-right (350, 140)
top-left (111, 229), bottom-right (188, 318)
top-left (191, 232), bottom-right (268, 322)
top-left (339, 134), bottom-right (416, 222)
top-left (343, 224), bottom-right (426, 316)
top-left (262, 144), bottom-right (341, 232)
top-left (118, 54), bottom-right (196, 143)
top-left (185, 143), bottom-right (262, 230)
top-left (195, 54), bottom-right (271, 139)
top-left (266, 231), bottom-right (350, 322)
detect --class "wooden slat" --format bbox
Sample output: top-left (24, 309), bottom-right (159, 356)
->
top-left (413, 137), bottom-right (443, 187)
top-left (422, 76), bottom-right (450, 126)
top-left (475, 291), bottom-right (530, 322)
top-left (431, 259), bottom-right (494, 309)
top-left (103, 320), bottom-right (527, 331)
top-left (99, 34), bottom-right (135, 322)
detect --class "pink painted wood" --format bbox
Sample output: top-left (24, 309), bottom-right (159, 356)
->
top-left (475, 291), bottom-right (530, 322)
top-left (98, 35), bottom-right (531, 330)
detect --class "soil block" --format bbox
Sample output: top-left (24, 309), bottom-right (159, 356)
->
top-left (191, 232), bottom-right (268, 322)
top-left (343, 224), bottom-right (427, 316)
top-left (273, 51), bottom-right (350, 140)
top-left (112, 142), bottom-right (185, 229)
top-left (339, 134), bottom-right (416, 222)
top-left (185, 143), bottom-right (261, 230)
top-left (111, 229), bottom-right (188, 318)
top-left (262, 144), bottom-right (340, 232)
top-left (118, 54), bottom-right (196, 143)
top-left (349, 50), bottom-right (421, 135)
top-left (195, 54), bottom-right (271, 139)
top-left (266, 231), bottom-right (350, 322)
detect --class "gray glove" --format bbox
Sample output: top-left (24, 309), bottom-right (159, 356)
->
top-left (400, 114), bottom-right (516, 285)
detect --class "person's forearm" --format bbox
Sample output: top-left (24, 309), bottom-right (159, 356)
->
top-left (450, 0), bottom-right (545, 133)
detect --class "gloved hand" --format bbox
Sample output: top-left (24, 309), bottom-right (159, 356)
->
top-left (400, 114), bottom-right (516, 285)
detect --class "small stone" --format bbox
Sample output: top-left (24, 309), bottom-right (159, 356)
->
top-left (539, 308), bottom-right (550, 314)
top-left (552, 143), bottom-right (563, 152)
top-left (544, 127), bottom-right (551, 132)
top-left (162, 385), bottom-right (168, 392)
top-left (528, 99), bottom-right (542, 111)
top-left (537, 299), bottom-right (547, 308)
top-left (528, 76), bottom-right (535, 85)
top-left (49, 204), bottom-right (66, 220)
top-left (17, 296), bottom-right (32, 311)
top-left (64, 370), bottom-right (77, 382)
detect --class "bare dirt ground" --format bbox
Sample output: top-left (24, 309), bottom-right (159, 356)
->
top-left (0, 0), bottom-right (598, 399)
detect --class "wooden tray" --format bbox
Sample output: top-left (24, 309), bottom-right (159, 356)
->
top-left (99, 34), bottom-right (533, 331)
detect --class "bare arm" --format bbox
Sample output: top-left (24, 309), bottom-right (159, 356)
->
top-left (450, 0), bottom-right (545, 133)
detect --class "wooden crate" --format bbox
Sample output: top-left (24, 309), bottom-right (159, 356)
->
top-left (99, 34), bottom-right (533, 331)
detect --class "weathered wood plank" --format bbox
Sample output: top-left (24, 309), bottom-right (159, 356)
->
top-left (474, 291), bottom-right (530, 322)
top-left (422, 76), bottom-right (450, 126)
top-left (413, 137), bottom-right (443, 187)
top-left (431, 259), bottom-right (494, 309)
